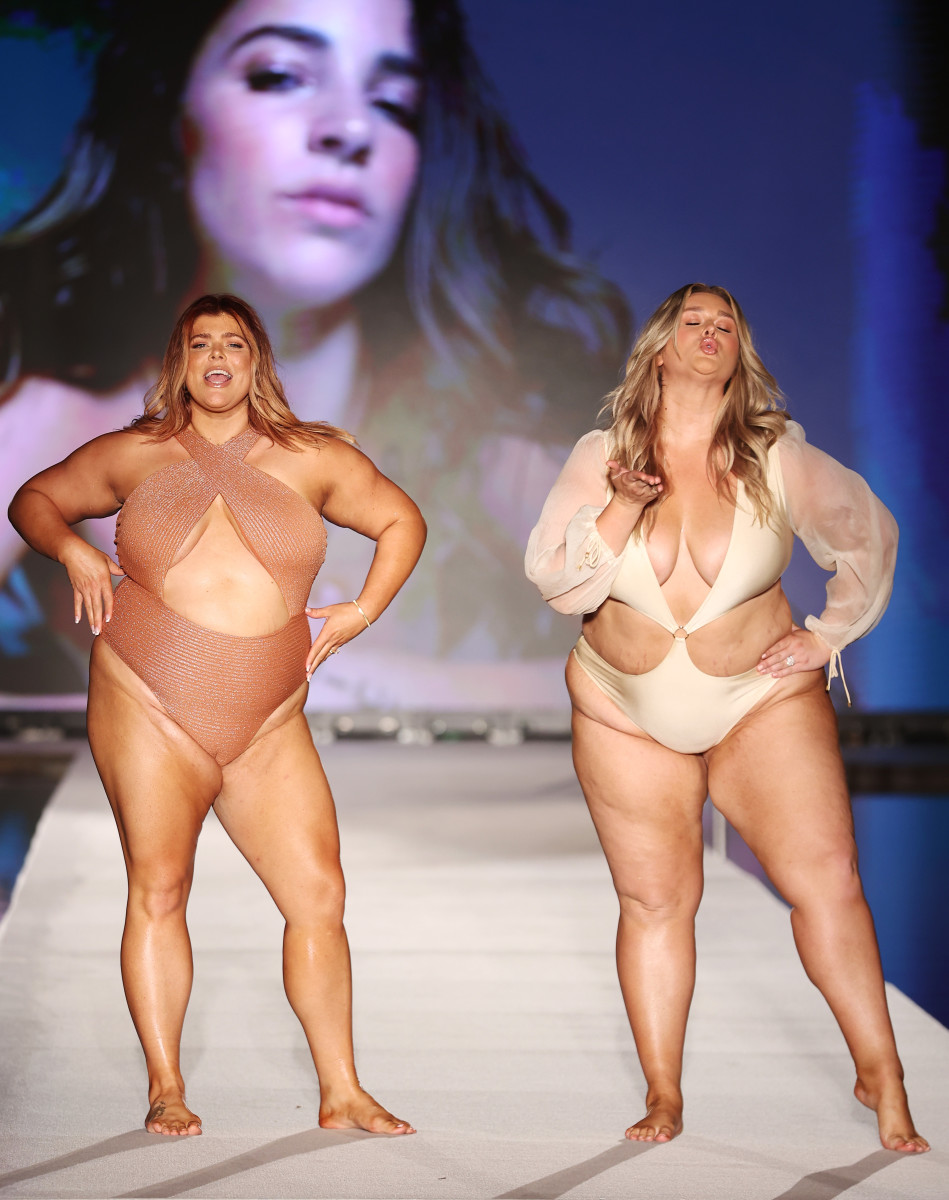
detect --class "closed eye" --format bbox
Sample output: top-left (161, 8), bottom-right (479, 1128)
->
top-left (372, 97), bottom-right (420, 133)
top-left (246, 65), bottom-right (307, 92)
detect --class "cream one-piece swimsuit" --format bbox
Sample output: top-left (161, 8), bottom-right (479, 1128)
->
top-left (572, 446), bottom-right (794, 754)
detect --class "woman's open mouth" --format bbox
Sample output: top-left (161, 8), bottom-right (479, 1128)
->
top-left (204, 370), bottom-right (232, 387)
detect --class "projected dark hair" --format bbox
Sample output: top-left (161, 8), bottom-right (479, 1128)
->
top-left (0, 0), bottom-right (629, 436)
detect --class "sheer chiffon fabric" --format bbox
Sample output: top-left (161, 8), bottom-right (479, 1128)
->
top-left (525, 421), bottom-right (898, 679)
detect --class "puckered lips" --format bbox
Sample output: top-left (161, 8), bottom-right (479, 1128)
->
top-left (700, 336), bottom-right (718, 354)
top-left (203, 369), bottom-right (233, 387)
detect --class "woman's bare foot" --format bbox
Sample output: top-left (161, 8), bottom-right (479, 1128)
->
top-left (319, 1085), bottom-right (415, 1135)
top-left (854, 1076), bottom-right (929, 1153)
top-left (625, 1092), bottom-right (683, 1143)
top-left (145, 1093), bottom-right (202, 1136)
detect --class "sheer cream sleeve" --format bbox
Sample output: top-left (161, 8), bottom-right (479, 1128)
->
top-left (525, 429), bottom-right (624, 615)
top-left (777, 421), bottom-right (898, 655)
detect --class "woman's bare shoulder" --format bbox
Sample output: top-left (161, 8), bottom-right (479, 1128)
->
top-left (67, 426), bottom-right (166, 462)
top-left (285, 431), bottom-right (372, 473)
top-left (53, 428), bottom-right (184, 505)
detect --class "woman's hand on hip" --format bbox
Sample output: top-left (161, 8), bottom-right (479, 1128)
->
top-left (757, 627), bottom-right (831, 678)
top-left (61, 539), bottom-right (125, 635)
top-left (304, 602), bottom-right (371, 679)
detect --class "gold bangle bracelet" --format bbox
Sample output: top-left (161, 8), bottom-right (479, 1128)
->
top-left (352, 599), bottom-right (371, 629)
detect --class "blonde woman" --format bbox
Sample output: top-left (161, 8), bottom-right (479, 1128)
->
top-left (9, 294), bottom-right (425, 1137)
top-left (526, 283), bottom-right (928, 1152)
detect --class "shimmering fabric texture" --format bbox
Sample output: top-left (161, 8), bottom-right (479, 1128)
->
top-left (102, 427), bottom-right (326, 764)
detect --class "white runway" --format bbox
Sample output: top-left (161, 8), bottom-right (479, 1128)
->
top-left (0, 742), bottom-right (946, 1199)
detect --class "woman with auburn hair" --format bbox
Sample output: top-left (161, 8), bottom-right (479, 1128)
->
top-left (0, 0), bottom-right (629, 702)
top-left (526, 283), bottom-right (928, 1152)
top-left (9, 293), bottom-right (426, 1136)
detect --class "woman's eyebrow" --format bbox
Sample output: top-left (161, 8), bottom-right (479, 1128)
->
top-left (228, 24), bottom-right (330, 56)
top-left (227, 23), bottom-right (421, 78)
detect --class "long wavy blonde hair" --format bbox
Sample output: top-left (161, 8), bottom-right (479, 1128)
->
top-left (131, 294), bottom-right (356, 448)
top-left (604, 283), bottom-right (787, 531)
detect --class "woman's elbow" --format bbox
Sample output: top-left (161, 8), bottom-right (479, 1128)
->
top-left (547, 597), bottom-right (582, 616)
top-left (409, 506), bottom-right (427, 551)
top-left (7, 484), bottom-right (35, 535)
top-left (541, 588), bottom-right (599, 617)
top-left (388, 505), bottom-right (426, 559)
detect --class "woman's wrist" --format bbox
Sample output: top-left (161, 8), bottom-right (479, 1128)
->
top-left (55, 529), bottom-right (90, 567)
top-left (608, 493), bottom-right (647, 514)
top-left (351, 599), bottom-right (372, 628)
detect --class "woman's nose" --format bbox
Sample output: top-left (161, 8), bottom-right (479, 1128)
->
top-left (307, 90), bottom-right (373, 163)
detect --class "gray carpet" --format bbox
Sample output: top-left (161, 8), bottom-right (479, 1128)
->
top-left (0, 743), bottom-right (946, 1199)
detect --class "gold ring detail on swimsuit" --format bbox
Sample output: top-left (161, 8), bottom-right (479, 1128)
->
top-left (785, 654), bottom-right (795, 666)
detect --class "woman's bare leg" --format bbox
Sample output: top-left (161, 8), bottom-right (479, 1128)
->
top-left (706, 675), bottom-right (929, 1153)
top-left (213, 705), bottom-right (413, 1134)
top-left (88, 641), bottom-right (222, 1135)
top-left (569, 659), bottom-right (708, 1141)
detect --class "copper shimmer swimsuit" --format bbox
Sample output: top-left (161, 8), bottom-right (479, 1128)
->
top-left (101, 426), bottom-right (326, 765)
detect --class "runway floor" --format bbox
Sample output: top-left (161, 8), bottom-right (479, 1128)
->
top-left (0, 742), bottom-right (947, 1200)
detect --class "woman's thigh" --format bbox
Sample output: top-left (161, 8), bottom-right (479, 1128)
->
top-left (212, 704), bottom-right (344, 921)
top-left (568, 655), bottom-right (708, 903)
top-left (88, 640), bottom-right (222, 873)
top-left (705, 671), bottom-right (857, 898)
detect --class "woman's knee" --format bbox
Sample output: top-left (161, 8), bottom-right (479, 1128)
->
top-left (282, 860), bottom-right (346, 929)
top-left (777, 844), bottom-right (864, 911)
top-left (127, 869), bottom-right (193, 920)
top-left (616, 877), bottom-right (704, 925)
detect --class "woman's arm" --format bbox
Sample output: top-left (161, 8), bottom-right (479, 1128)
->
top-left (524, 430), bottom-right (659, 615)
top-left (758, 421), bottom-right (898, 690)
top-left (303, 439), bottom-right (427, 676)
top-left (779, 421), bottom-right (898, 647)
top-left (8, 433), bottom-right (129, 633)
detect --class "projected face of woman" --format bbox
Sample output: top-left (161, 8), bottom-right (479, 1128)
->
top-left (182, 0), bottom-right (422, 310)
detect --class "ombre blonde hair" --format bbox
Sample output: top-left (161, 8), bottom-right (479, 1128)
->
top-left (131, 294), bottom-right (357, 448)
top-left (604, 283), bottom-right (787, 531)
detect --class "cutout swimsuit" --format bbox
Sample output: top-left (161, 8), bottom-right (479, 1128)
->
top-left (102, 426), bottom-right (326, 765)
top-left (526, 424), bottom-right (898, 755)
top-left (573, 469), bottom-right (794, 753)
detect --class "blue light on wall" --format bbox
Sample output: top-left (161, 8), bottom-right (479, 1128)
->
top-left (850, 85), bottom-right (949, 709)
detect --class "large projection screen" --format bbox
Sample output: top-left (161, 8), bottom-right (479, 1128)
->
top-left (1, 0), bottom-right (946, 713)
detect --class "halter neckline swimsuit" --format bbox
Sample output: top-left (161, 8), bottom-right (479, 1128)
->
top-left (101, 425), bottom-right (326, 765)
top-left (573, 455), bottom-right (794, 753)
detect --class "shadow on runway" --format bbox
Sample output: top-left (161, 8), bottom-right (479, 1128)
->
top-left (115, 1127), bottom-right (370, 1198)
top-left (495, 1139), bottom-right (655, 1199)
top-left (0, 1127), bottom-right (368, 1199)
top-left (0, 1131), bottom-right (156, 1191)
top-left (769, 1148), bottom-right (904, 1199)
